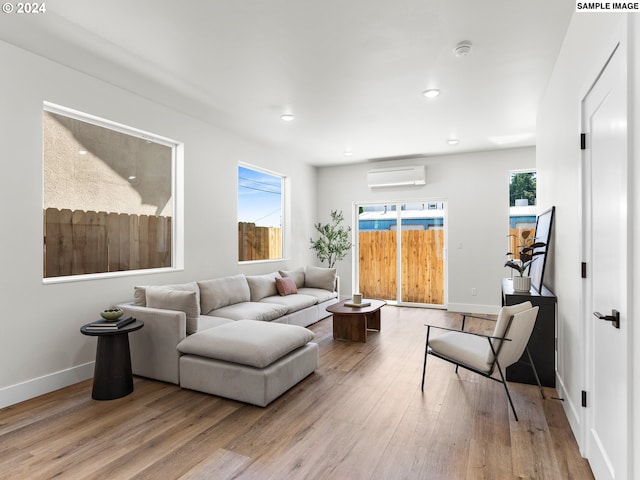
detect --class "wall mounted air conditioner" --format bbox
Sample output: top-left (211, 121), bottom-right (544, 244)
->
top-left (367, 165), bottom-right (426, 188)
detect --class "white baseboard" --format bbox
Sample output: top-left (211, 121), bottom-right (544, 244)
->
top-left (0, 362), bottom-right (94, 409)
top-left (447, 303), bottom-right (501, 315)
top-left (555, 372), bottom-right (585, 455)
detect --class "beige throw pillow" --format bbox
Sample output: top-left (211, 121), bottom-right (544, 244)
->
top-left (198, 274), bottom-right (250, 314)
top-left (134, 282), bottom-right (200, 307)
top-left (304, 266), bottom-right (336, 291)
top-left (279, 268), bottom-right (305, 288)
top-left (246, 272), bottom-right (280, 301)
top-left (146, 287), bottom-right (200, 334)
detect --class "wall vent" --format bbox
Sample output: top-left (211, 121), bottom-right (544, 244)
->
top-left (367, 165), bottom-right (426, 188)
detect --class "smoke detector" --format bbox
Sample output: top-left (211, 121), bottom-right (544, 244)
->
top-left (453, 41), bottom-right (472, 57)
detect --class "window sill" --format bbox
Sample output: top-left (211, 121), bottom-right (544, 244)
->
top-left (42, 267), bottom-right (183, 285)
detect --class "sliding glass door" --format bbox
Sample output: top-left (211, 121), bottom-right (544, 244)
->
top-left (357, 204), bottom-right (398, 301)
top-left (356, 201), bottom-right (446, 307)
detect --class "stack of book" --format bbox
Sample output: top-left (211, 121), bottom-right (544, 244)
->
top-left (344, 301), bottom-right (371, 308)
top-left (86, 316), bottom-right (135, 331)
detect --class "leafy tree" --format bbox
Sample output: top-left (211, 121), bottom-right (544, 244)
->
top-left (310, 210), bottom-right (352, 268)
top-left (510, 172), bottom-right (537, 206)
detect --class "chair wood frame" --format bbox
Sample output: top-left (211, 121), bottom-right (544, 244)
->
top-left (420, 313), bottom-right (545, 422)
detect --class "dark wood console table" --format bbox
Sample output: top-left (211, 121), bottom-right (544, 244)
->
top-left (502, 278), bottom-right (557, 387)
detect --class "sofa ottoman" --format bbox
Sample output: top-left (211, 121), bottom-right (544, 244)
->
top-left (176, 320), bottom-right (319, 406)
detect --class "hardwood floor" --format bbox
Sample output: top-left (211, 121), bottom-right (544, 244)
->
top-left (0, 307), bottom-right (593, 480)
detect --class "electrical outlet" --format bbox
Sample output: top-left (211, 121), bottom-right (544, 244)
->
top-left (471, 288), bottom-right (477, 296)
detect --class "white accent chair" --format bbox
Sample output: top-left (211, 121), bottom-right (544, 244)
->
top-left (421, 301), bottom-right (544, 421)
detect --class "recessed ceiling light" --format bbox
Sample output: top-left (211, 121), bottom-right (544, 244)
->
top-left (447, 138), bottom-right (460, 145)
top-left (280, 114), bottom-right (295, 122)
top-left (78, 149), bottom-right (88, 155)
top-left (344, 150), bottom-right (353, 156)
top-left (422, 89), bottom-right (440, 98)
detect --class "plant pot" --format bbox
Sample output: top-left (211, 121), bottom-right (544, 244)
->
top-left (513, 276), bottom-right (532, 293)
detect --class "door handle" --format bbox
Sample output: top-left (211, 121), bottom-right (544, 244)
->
top-left (593, 309), bottom-right (620, 329)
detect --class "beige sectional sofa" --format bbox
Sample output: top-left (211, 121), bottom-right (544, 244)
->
top-left (119, 266), bottom-right (339, 406)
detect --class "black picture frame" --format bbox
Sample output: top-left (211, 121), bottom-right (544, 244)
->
top-left (528, 206), bottom-right (555, 293)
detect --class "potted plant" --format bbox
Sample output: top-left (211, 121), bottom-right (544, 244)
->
top-left (310, 210), bottom-right (352, 268)
top-left (505, 230), bottom-right (546, 292)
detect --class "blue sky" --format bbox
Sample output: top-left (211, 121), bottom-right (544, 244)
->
top-left (238, 166), bottom-right (282, 227)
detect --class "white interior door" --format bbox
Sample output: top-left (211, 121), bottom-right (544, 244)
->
top-left (582, 41), bottom-right (628, 480)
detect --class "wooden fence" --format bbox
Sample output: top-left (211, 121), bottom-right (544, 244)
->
top-left (43, 208), bottom-right (171, 277)
top-left (238, 222), bottom-right (282, 261)
top-left (358, 229), bottom-right (445, 305)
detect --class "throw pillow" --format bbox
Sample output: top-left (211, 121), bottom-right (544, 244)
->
top-left (198, 274), bottom-right (250, 314)
top-left (134, 281), bottom-right (200, 308)
top-left (133, 286), bottom-right (147, 306)
top-left (146, 287), bottom-right (200, 334)
top-left (279, 268), bottom-right (305, 288)
top-left (304, 266), bottom-right (337, 291)
top-left (246, 272), bottom-right (280, 301)
top-left (276, 276), bottom-right (298, 296)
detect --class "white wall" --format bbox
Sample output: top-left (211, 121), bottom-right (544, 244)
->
top-left (317, 147), bottom-right (535, 312)
top-left (537, 12), bottom-right (638, 472)
top-left (633, 14), bottom-right (640, 478)
top-left (0, 40), bottom-right (318, 407)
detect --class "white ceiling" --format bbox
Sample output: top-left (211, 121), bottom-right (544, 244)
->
top-left (0, 1), bottom-right (574, 166)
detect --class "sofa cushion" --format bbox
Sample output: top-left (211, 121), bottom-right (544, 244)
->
top-left (146, 287), bottom-right (200, 334)
top-left (297, 287), bottom-right (339, 303)
top-left (260, 294), bottom-right (318, 314)
top-left (279, 268), bottom-right (305, 289)
top-left (246, 272), bottom-right (280, 301)
top-left (134, 281), bottom-right (200, 308)
top-left (198, 274), bottom-right (250, 314)
top-left (176, 319), bottom-right (315, 369)
top-left (133, 286), bottom-right (146, 306)
top-left (275, 276), bottom-right (298, 296)
top-left (211, 302), bottom-right (288, 321)
top-left (429, 332), bottom-right (492, 373)
top-left (304, 266), bottom-right (336, 291)
top-left (196, 315), bottom-right (235, 332)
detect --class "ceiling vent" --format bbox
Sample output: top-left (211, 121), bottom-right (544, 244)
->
top-left (367, 165), bottom-right (426, 188)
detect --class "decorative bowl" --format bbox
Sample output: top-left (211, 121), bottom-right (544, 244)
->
top-left (100, 307), bottom-right (124, 321)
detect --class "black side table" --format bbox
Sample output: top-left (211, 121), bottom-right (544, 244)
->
top-left (80, 320), bottom-right (144, 400)
top-left (501, 278), bottom-right (557, 387)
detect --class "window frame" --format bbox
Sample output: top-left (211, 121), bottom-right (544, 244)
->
top-left (42, 102), bottom-right (184, 284)
top-left (237, 163), bottom-right (287, 264)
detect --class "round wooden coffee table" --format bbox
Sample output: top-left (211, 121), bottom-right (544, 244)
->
top-left (326, 299), bottom-right (386, 342)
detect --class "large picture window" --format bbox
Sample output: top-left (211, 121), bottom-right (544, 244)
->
top-left (43, 103), bottom-right (180, 280)
top-left (238, 165), bottom-right (284, 262)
